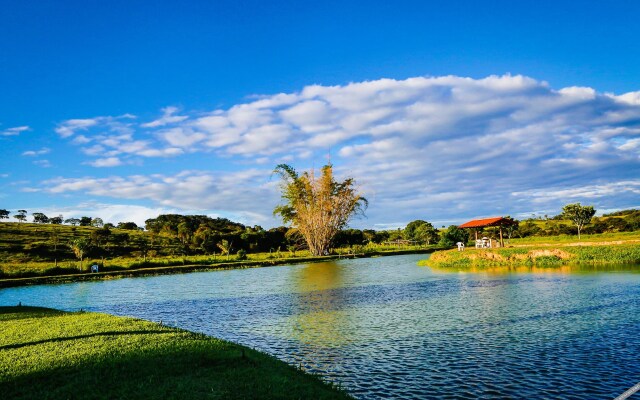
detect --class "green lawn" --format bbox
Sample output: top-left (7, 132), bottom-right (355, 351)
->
top-left (0, 306), bottom-right (351, 399)
top-left (425, 243), bottom-right (640, 269)
top-left (507, 230), bottom-right (640, 245)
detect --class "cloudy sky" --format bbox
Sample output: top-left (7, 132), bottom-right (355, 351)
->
top-left (1, 1), bottom-right (639, 229)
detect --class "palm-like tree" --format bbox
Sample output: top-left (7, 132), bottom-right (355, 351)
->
top-left (69, 238), bottom-right (91, 271)
top-left (273, 163), bottom-right (367, 256)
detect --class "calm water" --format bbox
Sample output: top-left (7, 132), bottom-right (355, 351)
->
top-left (1, 254), bottom-right (639, 399)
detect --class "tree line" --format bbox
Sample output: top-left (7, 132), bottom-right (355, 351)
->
top-left (3, 202), bottom-right (638, 266)
top-left (0, 209), bottom-right (142, 230)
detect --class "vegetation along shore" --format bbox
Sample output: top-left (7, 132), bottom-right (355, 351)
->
top-left (0, 305), bottom-right (350, 399)
top-left (1, 204), bottom-right (639, 284)
top-left (425, 232), bottom-right (640, 269)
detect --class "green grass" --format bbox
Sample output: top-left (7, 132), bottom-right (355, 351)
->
top-left (0, 222), bottom-right (438, 280)
top-left (508, 230), bottom-right (640, 245)
top-left (424, 243), bottom-right (640, 269)
top-left (0, 306), bottom-right (351, 399)
top-left (0, 246), bottom-right (438, 285)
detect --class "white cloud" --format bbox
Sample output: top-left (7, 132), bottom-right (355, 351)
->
top-left (46, 75), bottom-right (640, 227)
top-left (512, 181), bottom-right (640, 203)
top-left (33, 159), bottom-right (52, 168)
top-left (55, 118), bottom-right (99, 138)
top-left (141, 106), bottom-right (188, 128)
top-left (1, 126), bottom-right (30, 136)
top-left (37, 169), bottom-right (279, 225)
top-left (22, 147), bottom-right (50, 156)
top-left (88, 157), bottom-right (123, 167)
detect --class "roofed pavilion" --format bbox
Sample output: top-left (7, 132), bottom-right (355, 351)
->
top-left (459, 217), bottom-right (514, 247)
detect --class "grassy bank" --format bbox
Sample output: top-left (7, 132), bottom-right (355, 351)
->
top-left (0, 248), bottom-right (438, 288)
top-left (0, 306), bottom-right (350, 399)
top-left (425, 243), bottom-right (640, 269)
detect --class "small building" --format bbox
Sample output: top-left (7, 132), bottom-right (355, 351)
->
top-left (458, 217), bottom-right (515, 247)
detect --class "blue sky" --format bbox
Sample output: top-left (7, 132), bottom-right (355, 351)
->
top-left (1, 0), bottom-right (639, 228)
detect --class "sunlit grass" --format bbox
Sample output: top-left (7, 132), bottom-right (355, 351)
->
top-left (425, 243), bottom-right (640, 269)
top-left (508, 230), bottom-right (640, 245)
top-left (0, 242), bottom-right (436, 280)
top-left (0, 306), bottom-right (350, 399)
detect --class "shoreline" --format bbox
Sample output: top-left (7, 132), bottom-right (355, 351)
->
top-left (424, 243), bottom-right (640, 269)
top-left (0, 248), bottom-right (437, 288)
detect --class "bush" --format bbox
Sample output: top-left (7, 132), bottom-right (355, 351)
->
top-left (439, 225), bottom-right (468, 247)
top-left (237, 249), bottom-right (247, 260)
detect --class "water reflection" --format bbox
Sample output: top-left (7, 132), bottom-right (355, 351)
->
top-left (290, 261), bottom-right (352, 348)
top-left (1, 255), bottom-right (639, 399)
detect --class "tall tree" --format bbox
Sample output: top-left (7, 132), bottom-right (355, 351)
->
top-left (91, 217), bottom-right (104, 228)
top-left (69, 238), bottom-right (91, 271)
top-left (413, 223), bottom-right (439, 245)
top-left (404, 220), bottom-right (428, 241)
top-left (501, 216), bottom-right (520, 243)
top-left (0, 209), bottom-right (9, 219)
top-left (273, 163), bottom-right (367, 256)
top-left (217, 239), bottom-right (232, 261)
top-left (14, 210), bottom-right (27, 222)
top-left (65, 217), bottom-right (81, 226)
top-left (50, 227), bottom-right (60, 268)
top-left (177, 221), bottom-right (192, 244)
top-left (49, 215), bottom-right (64, 224)
top-left (562, 203), bottom-right (596, 239)
top-left (439, 225), bottom-right (468, 247)
top-left (90, 227), bottom-right (111, 266)
top-left (117, 221), bottom-right (138, 230)
top-left (32, 212), bottom-right (49, 223)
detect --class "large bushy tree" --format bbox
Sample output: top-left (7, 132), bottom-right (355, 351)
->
top-left (404, 220), bottom-right (439, 245)
top-left (49, 215), bottom-right (64, 224)
top-left (0, 209), bottom-right (9, 219)
top-left (439, 225), bottom-right (468, 247)
top-left (562, 203), bottom-right (596, 239)
top-left (273, 163), bottom-right (367, 256)
top-left (79, 216), bottom-right (92, 226)
top-left (65, 217), bottom-right (81, 226)
top-left (14, 210), bottom-right (27, 222)
top-left (32, 212), bottom-right (49, 223)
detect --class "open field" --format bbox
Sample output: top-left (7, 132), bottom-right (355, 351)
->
top-left (0, 306), bottom-right (350, 399)
top-left (426, 233), bottom-right (640, 269)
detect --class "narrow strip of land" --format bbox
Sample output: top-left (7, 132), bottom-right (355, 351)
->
top-left (425, 242), bottom-right (640, 269)
top-left (0, 248), bottom-right (435, 288)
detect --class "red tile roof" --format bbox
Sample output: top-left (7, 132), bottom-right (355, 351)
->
top-left (459, 217), bottom-right (508, 228)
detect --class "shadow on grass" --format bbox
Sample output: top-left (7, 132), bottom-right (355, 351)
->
top-left (0, 330), bottom-right (174, 351)
top-left (1, 336), bottom-right (349, 400)
top-left (0, 306), bottom-right (351, 399)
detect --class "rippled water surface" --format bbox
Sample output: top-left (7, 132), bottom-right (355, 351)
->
top-left (2, 254), bottom-right (640, 399)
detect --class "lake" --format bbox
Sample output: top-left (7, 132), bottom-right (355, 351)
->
top-left (1, 254), bottom-right (639, 399)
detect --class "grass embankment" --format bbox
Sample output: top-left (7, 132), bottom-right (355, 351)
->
top-left (0, 306), bottom-right (350, 400)
top-left (508, 230), bottom-right (640, 245)
top-left (426, 243), bottom-right (640, 269)
top-left (0, 245), bottom-right (434, 279)
top-left (0, 247), bottom-right (437, 288)
top-left (1, 221), bottom-right (438, 284)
